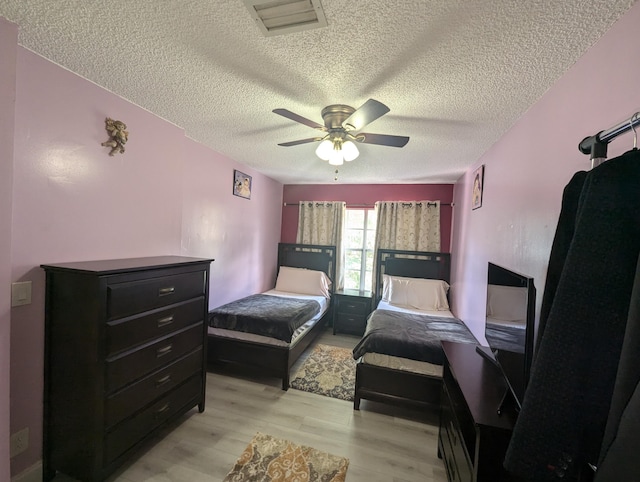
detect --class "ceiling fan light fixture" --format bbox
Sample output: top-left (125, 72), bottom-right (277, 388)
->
top-left (342, 140), bottom-right (359, 162)
top-left (274, 98), bottom-right (409, 171)
top-left (315, 139), bottom-right (333, 160)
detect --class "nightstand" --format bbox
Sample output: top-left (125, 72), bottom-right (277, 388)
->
top-left (333, 289), bottom-right (373, 336)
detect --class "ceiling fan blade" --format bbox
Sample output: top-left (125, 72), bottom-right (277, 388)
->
top-left (357, 133), bottom-right (410, 147)
top-left (343, 99), bottom-right (390, 131)
top-left (273, 109), bottom-right (324, 130)
top-left (278, 137), bottom-right (323, 147)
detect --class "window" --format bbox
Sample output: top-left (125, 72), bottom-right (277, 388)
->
top-left (344, 209), bottom-right (377, 292)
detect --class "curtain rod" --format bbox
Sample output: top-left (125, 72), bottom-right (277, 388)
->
top-left (283, 202), bottom-right (454, 207)
top-left (579, 111), bottom-right (640, 167)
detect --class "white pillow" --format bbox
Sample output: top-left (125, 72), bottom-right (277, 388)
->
top-left (385, 275), bottom-right (450, 311)
top-left (275, 266), bottom-right (332, 298)
top-left (381, 274), bottom-right (392, 301)
top-left (487, 285), bottom-right (527, 321)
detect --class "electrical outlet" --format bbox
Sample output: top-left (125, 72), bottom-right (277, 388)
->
top-left (10, 427), bottom-right (29, 458)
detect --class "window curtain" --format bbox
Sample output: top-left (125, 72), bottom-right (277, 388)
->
top-left (372, 200), bottom-right (441, 291)
top-left (374, 201), bottom-right (441, 251)
top-left (296, 201), bottom-right (346, 290)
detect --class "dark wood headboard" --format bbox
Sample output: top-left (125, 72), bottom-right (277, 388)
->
top-left (375, 249), bottom-right (451, 304)
top-left (277, 243), bottom-right (337, 293)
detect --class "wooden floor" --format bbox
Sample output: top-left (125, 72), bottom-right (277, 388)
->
top-left (53, 328), bottom-right (448, 482)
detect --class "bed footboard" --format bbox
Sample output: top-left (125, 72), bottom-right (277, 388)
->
top-left (208, 311), bottom-right (329, 390)
top-left (354, 361), bottom-right (442, 410)
top-left (208, 336), bottom-right (290, 389)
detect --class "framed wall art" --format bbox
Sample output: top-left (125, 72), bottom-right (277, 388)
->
top-left (233, 170), bottom-right (252, 199)
top-left (471, 165), bottom-right (484, 210)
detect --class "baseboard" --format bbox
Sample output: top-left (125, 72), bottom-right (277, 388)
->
top-left (11, 460), bottom-right (41, 482)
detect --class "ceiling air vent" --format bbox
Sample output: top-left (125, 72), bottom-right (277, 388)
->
top-left (243, 0), bottom-right (328, 37)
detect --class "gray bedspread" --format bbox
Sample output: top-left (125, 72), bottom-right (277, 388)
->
top-left (352, 309), bottom-right (477, 365)
top-left (209, 294), bottom-right (321, 342)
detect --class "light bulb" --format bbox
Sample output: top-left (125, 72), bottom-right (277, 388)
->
top-left (328, 148), bottom-right (344, 166)
top-left (315, 139), bottom-right (333, 161)
top-left (342, 141), bottom-right (359, 162)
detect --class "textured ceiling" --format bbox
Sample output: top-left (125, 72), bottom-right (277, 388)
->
top-left (0, 0), bottom-right (635, 184)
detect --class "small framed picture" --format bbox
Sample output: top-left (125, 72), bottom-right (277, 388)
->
top-left (233, 170), bottom-right (252, 199)
top-left (471, 165), bottom-right (484, 210)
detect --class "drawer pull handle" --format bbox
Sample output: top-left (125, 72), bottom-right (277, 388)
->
top-left (155, 403), bottom-right (170, 415)
top-left (156, 374), bottom-right (172, 387)
top-left (157, 315), bottom-right (174, 327)
top-left (156, 344), bottom-right (173, 358)
top-left (158, 287), bottom-right (175, 296)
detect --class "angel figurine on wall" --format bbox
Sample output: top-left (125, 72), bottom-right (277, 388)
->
top-left (101, 117), bottom-right (128, 156)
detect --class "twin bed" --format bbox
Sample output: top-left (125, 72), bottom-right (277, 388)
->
top-left (207, 244), bottom-right (477, 412)
top-left (207, 243), bottom-right (336, 390)
top-left (352, 249), bottom-right (477, 410)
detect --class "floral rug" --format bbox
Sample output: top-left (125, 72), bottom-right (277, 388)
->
top-left (290, 344), bottom-right (356, 401)
top-left (223, 432), bottom-right (349, 482)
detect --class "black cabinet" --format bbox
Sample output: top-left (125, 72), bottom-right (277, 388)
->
top-left (438, 341), bottom-right (516, 482)
top-left (42, 256), bottom-right (213, 482)
top-left (332, 289), bottom-right (373, 335)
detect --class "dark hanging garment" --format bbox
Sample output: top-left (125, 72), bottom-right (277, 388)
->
top-left (536, 170), bottom-right (588, 350)
top-left (504, 149), bottom-right (640, 481)
top-left (595, 256), bottom-right (640, 481)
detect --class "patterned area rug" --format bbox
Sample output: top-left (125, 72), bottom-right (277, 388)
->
top-left (290, 344), bottom-right (356, 401)
top-left (223, 432), bottom-right (349, 482)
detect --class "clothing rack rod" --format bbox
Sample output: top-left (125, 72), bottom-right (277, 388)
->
top-left (282, 202), bottom-right (454, 207)
top-left (579, 111), bottom-right (640, 156)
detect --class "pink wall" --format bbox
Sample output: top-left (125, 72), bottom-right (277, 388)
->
top-left (282, 184), bottom-right (454, 251)
top-left (450, 2), bottom-right (640, 342)
top-left (0, 17), bottom-right (17, 482)
top-left (181, 139), bottom-right (283, 308)
top-left (8, 45), bottom-right (282, 476)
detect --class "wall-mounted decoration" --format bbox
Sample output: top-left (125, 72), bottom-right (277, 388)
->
top-left (101, 117), bottom-right (128, 156)
top-left (233, 170), bottom-right (252, 199)
top-left (472, 164), bottom-right (484, 210)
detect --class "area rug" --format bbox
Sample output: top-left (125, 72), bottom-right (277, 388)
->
top-left (223, 432), bottom-right (349, 482)
top-left (290, 344), bottom-right (356, 401)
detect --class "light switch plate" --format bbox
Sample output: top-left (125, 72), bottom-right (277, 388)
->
top-left (11, 281), bottom-right (32, 307)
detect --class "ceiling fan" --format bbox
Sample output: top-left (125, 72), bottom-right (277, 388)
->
top-left (273, 99), bottom-right (409, 165)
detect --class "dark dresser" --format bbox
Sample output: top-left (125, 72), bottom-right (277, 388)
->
top-left (332, 289), bottom-right (373, 335)
top-left (438, 341), bottom-right (516, 482)
top-left (41, 256), bottom-right (213, 482)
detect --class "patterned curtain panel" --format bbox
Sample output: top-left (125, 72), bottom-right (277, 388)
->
top-left (296, 201), bottom-right (346, 290)
top-left (374, 201), bottom-right (441, 252)
top-left (372, 201), bottom-right (441, 292)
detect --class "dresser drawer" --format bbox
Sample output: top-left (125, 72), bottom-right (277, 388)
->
top-left (441, 385), bottom-right (473, 482)
top-left (106, 324), bottom-right (203, 392)
top-left (335, 314), bottom-right (367, 335)
top-left (106, 298), bottom-right (204, 355)
top-left (338, 298), bottom-right (369, 315)
top-left (105, 348), bottom-right (203, 428)
top-left (104, 375), bottom-right (202, 464)
top-left (444, 415), bottom-right (473, 482)
top-left (107, 271), bottom-right (205, 319)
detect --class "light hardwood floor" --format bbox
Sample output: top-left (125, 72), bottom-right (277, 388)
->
top-left (53, 328), bottom-right (448, 482)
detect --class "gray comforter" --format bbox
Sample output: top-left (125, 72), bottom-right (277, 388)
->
top-left (209, 294), bottom-right (321, 342)
top-left (352, 309), bottom-right (477, 364)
